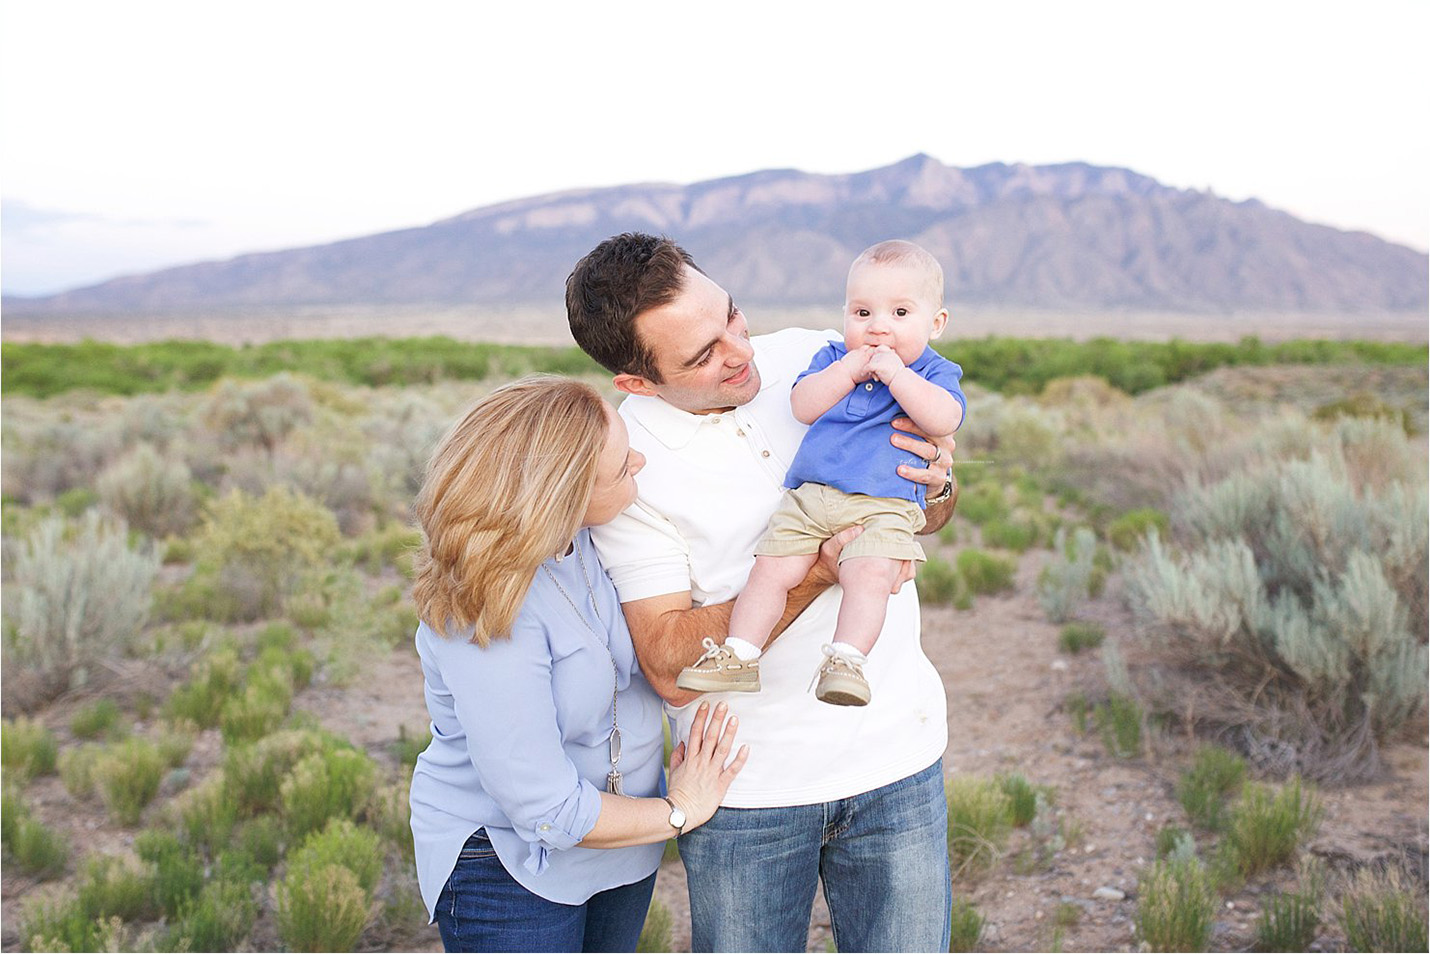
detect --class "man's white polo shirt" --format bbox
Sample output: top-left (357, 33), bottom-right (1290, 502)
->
top-left (591, 328), bottom-right (948, 808)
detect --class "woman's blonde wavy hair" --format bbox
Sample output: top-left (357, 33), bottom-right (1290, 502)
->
top-left (412, 375), bottom-right (610, 645)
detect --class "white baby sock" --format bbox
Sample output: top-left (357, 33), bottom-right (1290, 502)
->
top-left (724, 637), bottom-right (763, 661)
top-left (829, 641), bottom-right (868, 664)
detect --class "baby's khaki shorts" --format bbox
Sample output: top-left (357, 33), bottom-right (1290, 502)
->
top-left (754, 482), bottom-right (926, 564)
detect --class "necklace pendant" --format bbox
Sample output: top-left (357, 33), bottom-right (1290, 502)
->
top-left (606, 769), bottom-right (625, 796)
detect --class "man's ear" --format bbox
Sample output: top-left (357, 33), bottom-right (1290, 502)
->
top-left (613, 373), bottom-right (659, 398)
top-left (930, 308), bottom-right (950, 340)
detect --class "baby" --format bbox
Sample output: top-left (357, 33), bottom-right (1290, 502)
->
top-left (677, 240), bottom-right (964, 705)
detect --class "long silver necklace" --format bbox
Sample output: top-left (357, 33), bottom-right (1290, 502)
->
top-left (541, 543), bottom-right (627, 796)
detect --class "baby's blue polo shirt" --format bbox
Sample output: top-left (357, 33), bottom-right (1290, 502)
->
top-left (784, 343), bottom-right (965, 506)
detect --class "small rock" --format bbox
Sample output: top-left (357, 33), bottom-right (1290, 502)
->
top-left (1050, 659), bottom-right (1070, 671)
top-left (1144, 812), bottom-right (1155, 821)
top-left (1094, 886), bottom-right (1127, 902)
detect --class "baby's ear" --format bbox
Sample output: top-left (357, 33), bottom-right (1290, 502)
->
top-left (931, 308), bottom-right (950, 339)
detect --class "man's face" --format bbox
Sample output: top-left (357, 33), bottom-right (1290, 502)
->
top-left (626, 265), bottom-right (761, 414)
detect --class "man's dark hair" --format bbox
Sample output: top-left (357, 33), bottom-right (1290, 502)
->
top-left (566, 233), bottom-right (700, 382)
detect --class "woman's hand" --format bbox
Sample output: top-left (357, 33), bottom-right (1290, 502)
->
top-left (665, 701), bottom-right (749, 830)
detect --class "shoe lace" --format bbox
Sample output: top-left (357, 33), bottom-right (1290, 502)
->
top-left (808, 644), bottom-right (862, 692)
top-left (691, 637), bottom-right (728, 667)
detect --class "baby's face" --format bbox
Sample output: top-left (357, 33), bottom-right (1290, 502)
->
top-left (843, 260), bottom-right (948, 365)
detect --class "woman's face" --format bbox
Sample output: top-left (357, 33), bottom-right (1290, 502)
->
top-left (581, 402), bottom-right (645, 527)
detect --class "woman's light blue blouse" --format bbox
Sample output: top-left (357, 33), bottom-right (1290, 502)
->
top-left (409, 529), bottom-right (665, 917)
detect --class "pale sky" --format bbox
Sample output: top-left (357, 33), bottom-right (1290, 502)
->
top-left (3, 0), bottom-right (1427, 296)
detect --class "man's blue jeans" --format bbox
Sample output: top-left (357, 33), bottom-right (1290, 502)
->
top-left (677, 759), bottom-right (951, 952)
top-left (434, 830), bottom-right (657, 952)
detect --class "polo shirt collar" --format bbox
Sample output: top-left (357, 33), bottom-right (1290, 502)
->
top-left (623, 356), bottom-right (779, 450)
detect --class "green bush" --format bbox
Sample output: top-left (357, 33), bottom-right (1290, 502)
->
top-left (948, 897), bottom-right (986, 953)
top-left (1058, 621), bottom-right (1105, 654)
top-left (58, 743), bottom-right (104, 798)
top-left (135, 829), bottom-right (205, 917)
top-left (5, 806), bottom-right (69, 879)
top-left (1126, 434), bottom-right (1428, 781)
top-left (224, 728), bottom-right (342, 816)
top-left (997, 773), bottom-right (1042, 827)
top-left (275, 864), bottom-right (372, 952)
top-left (1107, 507), bottom-right (1169, 551)
top-left (1155, 825), bottom-right (1196, 861)
top-left (171, 874), bottom-right (259, 952)
top-left (234, 815), bottom-right (286, 871)
top-left (19, 896), bottom-right (110, 952)
top-left (390, 724), bottom-right (429, 769)
top-left (1339, 866), bottom-right (1428, 953)
top-left (954, 482), bottom-right (1009, 525)
top-left (1254, 859), bottom-right (1324, 953)
top-left (1177, 745), bottom-right (1247, 832)
top-left (94, 737), bottom-right (167, 825)
top-left (287, 818), bottom-right (383, 894)
top-left (169, 775), bottom-right (239, 853)
top-left (191, 487), bottom-right (341, 621)
top-left (945, 776), bottom-right (1012, 872)
top-left (3, 511), bottom-right (159, 695)
top-left (956, 548), bottom-right (1016, 595)
top-left (279, 746), bottom-right (380, 837)
top-left (96, 443), bottom-right (197, 538)
top-left (164, 649), bottom-right (242, 728)
top-left (1037, 526), bottom-right (1098, 623)
top-left (75, 853), bottom-right (157, 923)
top-left (219, 683), bottom-right (291, 746)
top-left (1222, 778), bottom-right (1322, 877)
top-left (69, 699), bottom-right (128, 740)
top-left (1094, 693), bottom-right (1142, 759)
top-left (1136, 856), bottom-right (1218, 952)
top-left (981, 513), bottom-right (1041, 552)
top-left (915, 554), bottom-right (962, 605)
top-left (2, 716), bottom-right (58, 781)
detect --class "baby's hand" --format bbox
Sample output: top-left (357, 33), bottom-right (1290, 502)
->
top-left (867, 345), bottom-right (906, 384)
top-left (840, 345), bottom-right (875, 382)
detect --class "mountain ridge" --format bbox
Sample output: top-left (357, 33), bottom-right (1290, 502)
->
top-left (7, 155), bottom-right (1426, 316)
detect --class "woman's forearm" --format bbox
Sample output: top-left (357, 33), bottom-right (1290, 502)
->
top-left (577, 792), bottom-right (683, 849)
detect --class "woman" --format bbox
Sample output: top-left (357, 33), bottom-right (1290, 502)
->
top-left (409, 376), bottom-right (747, 953)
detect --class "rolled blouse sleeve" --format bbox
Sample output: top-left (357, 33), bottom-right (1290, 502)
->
top-left (424, 615), bottom-right (604, 875)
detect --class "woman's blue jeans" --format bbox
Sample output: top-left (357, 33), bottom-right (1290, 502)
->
top-left (434, 830), bottom-right (657, 953)
top-left (677, 759), bottom-right (951, 952)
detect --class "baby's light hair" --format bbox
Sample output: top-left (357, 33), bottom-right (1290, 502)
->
top-left (850, 239), bottom-right (945, 305)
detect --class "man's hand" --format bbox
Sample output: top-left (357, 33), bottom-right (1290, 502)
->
top-left (809, 524), bottom-right (863, 586)
top-left (867, 345), bottom-right (906, 385)
top-left (891, 417), bottom-right (955, 487)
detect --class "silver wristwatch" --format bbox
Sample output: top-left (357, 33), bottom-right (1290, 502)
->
top-left (662, 796), bottom-right (687, 834)
top-left (927, 471), bottom-right (954, 505)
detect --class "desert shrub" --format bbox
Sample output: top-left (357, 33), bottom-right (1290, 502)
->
top-left (1058, 621), bottom-right (1105, 654)
top-left (1126, 441), bottom-right (1427, 780)
top-left (171, 874), bottom-right (259, 952)
top-left (164, 649), bottom-right (242, 728)
top-left (343, 523), bottom-right (424, 575)
top-left (58, 742), bottom-right (104, 798)
top-left (1065, 691), bottom-right (1091, 734)
top-left (3, 511), bottom-right (159, 696)
top-left (1222, 777), bottom-right (1322, 877)
top-left (69, 698), bottom-right (127, 740)
top-left (275, 864), bottom-right (372, 952)
top-left (287, 818), bottom-right (383, 895)
top-left (169, 774), bottom-right (239, 853)
top-left (1136, 856), bottom-right (1218, 952)
top-left (945, 776), bottom-right (1012, 872)
top-left (955, 548), bottom-right (1016, 595)
top-left (1156, 825), bottom-right (1197, 861)
top-left (1254, 858), bottom-right (1324, 952)
top-left (75, 853), bottom-right (157, 922)
top-left (19, 896), bottom-right (111, 952)
top-left (94, 737), bottom-right (167, 825)
top-left (1107, 507), bottom-right (1169, 551)
top-left (915, 554), bottom-right (961, 605)
top-left (191, 487), bottom-right (341, 621)
top-left (1094, 693), bottom-right (1143, 759)
top-left (997, 773), bottom-right (1042, 827)
top-left (156, 720), bottom-right (197, 768)
top-left (1037, 526), bottom-right (1098, 623)
top-left (1312, 391), bottom-right (1412, 432)
top-left (953, 482), bottom-right (1008, 525)
top-left (96, 443), bottom-right (197, 538)
top-left (234, 816), bottom-right (286, 871)
top-left (201, 373), bottom-right (314, 453)
top-left (3, 795), bottom-right (69, 879)
top-left (1178, 745), bottom-right (1247, 831)
top-left (0, 407), bottom-right (125, 501)
top-left (280, 746), bottom-right (380, 837)
top-left (223, 727), bottom-right (344, 816)
top-left (2, 716), bottom-right (58, 780)
top-left (390, 724), bottom-right (428, 769)
top-left (219, 683), bottom-right (291, 745)
top-left (1338, 865), bottom-right (1428, 953)
top-left (636, 898), bottom-right (673, 953)
top-left (948, 897), bottom-right (986, 953)
top-left (981, 512), bottom-right (1041, 552)
top-left (134, 829), bottom-right (205, 916)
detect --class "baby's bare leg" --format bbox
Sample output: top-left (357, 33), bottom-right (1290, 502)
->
top-left (833, 556), bottom-right (905, 656)
top-left (729, 553), bottom-right (821, 649)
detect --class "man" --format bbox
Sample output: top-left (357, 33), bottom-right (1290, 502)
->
top-left (567, 233), bottom-right (957, 952)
